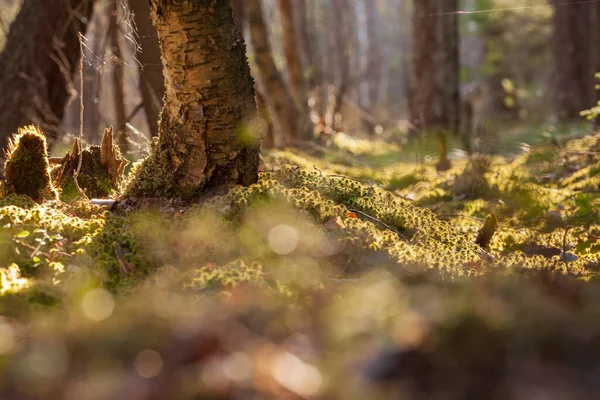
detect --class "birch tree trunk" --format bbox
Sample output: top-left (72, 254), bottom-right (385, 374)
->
top-left (125, 0), bottom-right (259, 199)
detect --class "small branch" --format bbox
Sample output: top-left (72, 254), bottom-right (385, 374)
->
top-left (13, 239), bottom-right (54, 261)
top-left (313, 166), bottom-right (376, 196)
top-left (75, 32), bottom-right (88, 201)
top-left (439, 213), bottom-right (485, 222)
top-left (348, 208), bottom-right (410, 243)
top-left (114, 242), bottom-right (133, 276)
top-left (562, 226), bottom-right (572, 255)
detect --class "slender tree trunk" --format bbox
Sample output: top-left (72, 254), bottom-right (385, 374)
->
top-left (365, 0), bottom-right (382, 112)
top-left (109, 0), bottom-right (129, 155)
top-left (0, 0), bottom-right (94, 151)
top-left (278, 0), bottom-right (308, 117)
top-left (595, 1), bottom-right (600, 131)
top-left (332, 0), bottom-right (350, 130)
top-left (246, 0), bottom-right (312, 144)
top-left (295, 0), bottom-right (314, 89)
top-left (81, 2), bottom-right (104, 144)
top-left (308, 0), bottom-right (327, 121)
top-left (410, 0), bottom-right (460, 134)
top-left (553, 0), bottom-right (594, 122)
top-left (126, 0), bottom-right (259, 198)
top-left (129, 0), bottom-right (165, 138)
top-left (410, 0), bottom-right (460, 170)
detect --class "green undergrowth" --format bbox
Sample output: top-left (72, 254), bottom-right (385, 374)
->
top-left (2, 129), bottom-right (600, 397)
top-left (0, 132), bottom-right (598, 311)
top-left (1, 139), bottom-right (598, 316)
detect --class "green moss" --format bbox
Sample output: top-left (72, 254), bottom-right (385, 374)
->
top-left (3, 125), bottom-right (58, 201)
top-left (55, 146), bottom-right (122, 202)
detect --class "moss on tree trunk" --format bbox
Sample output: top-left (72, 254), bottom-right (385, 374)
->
top-left (125, 0), bottom-right (259, 200)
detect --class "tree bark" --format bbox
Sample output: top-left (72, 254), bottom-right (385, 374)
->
top-left (553, 0), bottom-right (594, 122)
top-left (277, 0), bottom-right (308, 117)
top-left (246, 0), bottom-right (312, 143)
top-left (295, 0), bottom-right (315, 89)
top-left (125, 0), bottom-right (259, 199)
top-left (129, 0), bottom-right (165, 138)
top-left (365, 0), bottom-right (382, 111)
top-left (332, 0), bottom-right (350, 130)
top-left (410, 0), bottom-right (460, 134)
top-left (410, 0), bottom-right (459, 169)
top-left (109, 0), bottom-right (128, 155)
top-left (0, 0), bottom-right (94, 151)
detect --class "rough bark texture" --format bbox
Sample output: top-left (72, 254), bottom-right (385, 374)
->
top-left (129, 0), bottom-right (165, 138)
top-left (410, 0), bottom-right (460, 135)
top-left (0, 0), bottom-right (94, 151)
top-left (246, 0), bottom-right (312, 144)
top-left (553, 0), bottom-right (594, 122)
top-left (125, 0), bottom-right (259, 199)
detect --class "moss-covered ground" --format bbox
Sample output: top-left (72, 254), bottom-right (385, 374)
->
top-left (3, 131), bottom-right (600, 398)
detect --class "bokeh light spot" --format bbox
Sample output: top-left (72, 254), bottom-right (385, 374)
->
top-left (81, 289), bottom-right (115, 322)
top-left (134, 349), bottom-right (163, 379)
top-left (268, 225), bottom-right (299, 255)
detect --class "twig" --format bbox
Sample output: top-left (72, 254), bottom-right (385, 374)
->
top-left (75, 32), bottom-right (89, 201)
top-left (114, 242), bottom-right (133, 276)
top-left (313, 166), bottom-right (377, 196)
top-left (348, 208), bottom-right (410, 243)
top-left (562, 226), bottom-right (572, 255)
top-left (439, 213), bottom-right (485, 222)
top-left (12, 239), bottom-right (54, 261)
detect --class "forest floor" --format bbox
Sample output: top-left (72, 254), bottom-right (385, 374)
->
top-left (1, 127), bottom-right (600, 398)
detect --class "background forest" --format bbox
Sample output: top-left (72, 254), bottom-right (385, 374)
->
top-left (0, 1), bottom-right (600, 399)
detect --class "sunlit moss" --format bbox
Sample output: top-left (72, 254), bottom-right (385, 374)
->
top-left (3, 125), bottom-right (58, 201)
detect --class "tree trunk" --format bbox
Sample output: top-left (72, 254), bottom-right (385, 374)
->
top-left (553, 0), bottom-right (594, 122)
top-left (129, 0), bottom-right (165, 138)
top-left (246, 0), bottom-right (312, 144)
top-left (0, 0), bottom-right (94, 151)
top-left (81, 2), bottom-right (104, 144)
top-left (125, 0), bottom-right (259, 199)
top-left (295, 0), bottom-right (315, 89)
top-left (307, 0), bottom-right (327, 121)
top-left (365, 0), bottom-right (382, 112)
top-left (278, 0), bottom-right (308, 117)
top-left (410, 0), bottom-right (460, 134)
top-left (410, 0), bottom-right (459, 170)
top-left (109, 0), bottom-right (129, 155)
top-left (595, 1), bottom-right (600, 131)
top-left (332, 0), bottom-right (350, 130)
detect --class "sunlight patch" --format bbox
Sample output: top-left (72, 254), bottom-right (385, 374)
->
top-left (270, 351), bottom-right (321, 397)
